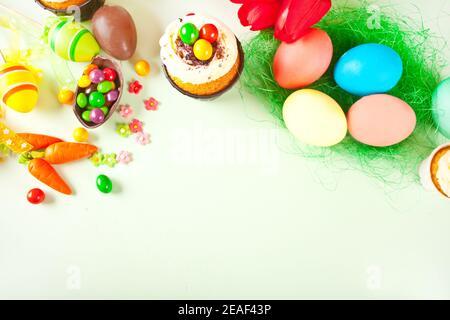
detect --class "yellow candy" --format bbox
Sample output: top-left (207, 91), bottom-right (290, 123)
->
top-left (73, 127), bottom-right (89, 142)
top-left (193, 39), bottom-right (213, 61)
top-left (134, 60), bottom-right (151, 76)
top-left (58, 89), bottom-right (75, 105)
top-left (78, 75), bottom-right (91, 88)
top-left (0, 63), bottom-right (39, 113)
top-left (283, 89), bottom-right (347, 147)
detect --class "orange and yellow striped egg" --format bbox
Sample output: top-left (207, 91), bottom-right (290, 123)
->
top-left (0, 63), bottom-right (39, 113)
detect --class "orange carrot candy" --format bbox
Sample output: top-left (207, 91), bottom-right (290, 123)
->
top-left (44, 142), bottom-right (98, 165)
top-left (17, 133), bottom-right (63, 151)
top-left (28, 159), bottom-right (72, 195)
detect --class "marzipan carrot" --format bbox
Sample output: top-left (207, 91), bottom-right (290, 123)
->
top-left (28, 159), bottom-right (72, 195)
top-left (17, 133), bottom-right (63, 151)
top-left (44, 142), bottom-right (98, 165)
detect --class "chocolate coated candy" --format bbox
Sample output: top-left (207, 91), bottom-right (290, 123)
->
top-left (92, 5), bottom-right (137, 60)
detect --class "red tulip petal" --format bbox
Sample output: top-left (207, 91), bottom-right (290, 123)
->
top-left (233, 0), bottom-right (282, 30)
top-left (275, 0), bottom-right (331, 43)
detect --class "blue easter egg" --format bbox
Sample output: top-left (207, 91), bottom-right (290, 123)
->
top-left (432, 77), bottom-right (450, 139)
top-left (334, 43), bottom-right (403, 96)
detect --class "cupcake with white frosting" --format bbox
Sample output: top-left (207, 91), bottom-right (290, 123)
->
top-left (420, 144), bottom-right (450, 199)
top-left (35, 0), bottom-right (105, 21)
top-left (160, 14), bottom-right (243, 99)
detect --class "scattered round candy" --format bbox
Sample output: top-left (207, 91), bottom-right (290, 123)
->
top-left (98, 81), bottom-right (114, 93)
top-left (89, 91), bottom-right (106, 107)
top-left (106, 90), bottom-right (119, 102)
top-left (103, 68), bottom-right (117, 81)
top-left (179, 23), bottom-right (199, 45)
top-left (90, 108), bottom-right (105, 124)
top-left (200, 24), bottom-right (219, 43)
top-left (283, 89), bottom-right (347, 147)
top-left (347, 94), bottom-right (416, 147)
top-left (89, 69), bottom-right (105, 84)
top-left (78, 75), bottom-right (92, 88)
top-left (274, 28), bottom-right (333, 89)
top-left (73, 127), bottom-right (89, 142)
top-left (432, 77), bottom-right (450, 139)
top-left (84, 64), bottom-right (99, 75)
top-left (58, 89), bottom-right (75, 105)
top-left (76, 93), bottom-right (88, 108)
top-left (334, 43), bottom-right (403, 96)
top-left (82, 110), bottom-right (91, 122)
top-left (27, 188), bottom-right (45, 205)
top-left (96, 174), bottom-right (113, 194)
top-left (134, 60), bottom-right (151, 76)
top-left (193, 39), bottom-right (213, 61)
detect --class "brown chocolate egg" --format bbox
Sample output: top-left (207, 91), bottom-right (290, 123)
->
top-left (92, 5), bottom-right (137, 60)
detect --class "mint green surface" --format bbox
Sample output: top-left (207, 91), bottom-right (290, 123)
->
top-left (432, 78), bottom-right (450, 139)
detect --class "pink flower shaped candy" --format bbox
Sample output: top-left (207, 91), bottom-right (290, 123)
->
top-left (116, 151), bottom-right (132, 164)
top-left (136, 132), bottom-right (151, 146)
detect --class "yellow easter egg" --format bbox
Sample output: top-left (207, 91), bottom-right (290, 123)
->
top-left (0, 63), bottom-right (39, 113)
top-left (283, 89), bottom-right (347, 147)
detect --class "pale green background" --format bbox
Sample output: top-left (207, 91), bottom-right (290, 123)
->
top-left (0, 0), bottom-right (449, 299)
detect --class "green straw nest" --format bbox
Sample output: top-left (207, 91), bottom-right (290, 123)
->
top-left (240, 2), bottom-right (447, 185)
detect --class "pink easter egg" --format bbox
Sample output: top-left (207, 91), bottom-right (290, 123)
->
top-left (347, 94), bottom-right (416, 147)
top-left (273, 28), bottom-right (333, 89)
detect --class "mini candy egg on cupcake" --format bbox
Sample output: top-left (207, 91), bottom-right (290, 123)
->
top-left (160, 14), bottom-right (244, 99)
top-left (74, 56), bottom-right (123, 129)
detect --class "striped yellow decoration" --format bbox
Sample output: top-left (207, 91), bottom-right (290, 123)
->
top-left (47, 18), bottom-right (100, 62)
top-left (0, 122), bottom-right (33, 154)
top-left (0, 63), bottom-right (39, 113)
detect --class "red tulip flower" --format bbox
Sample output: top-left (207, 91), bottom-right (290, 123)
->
top-left (230, 0), bottom-right (332, 43)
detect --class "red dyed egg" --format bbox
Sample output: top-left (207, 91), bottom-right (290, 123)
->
top-left (273, 28), bottom-right (333, 89)
top-left (200, 24), bottom-right (219, 43)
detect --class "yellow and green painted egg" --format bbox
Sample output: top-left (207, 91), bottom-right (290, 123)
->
top-left (47, 18), bottom-right (100, 62)
top-left (0, 63), bottom-right (39, 113)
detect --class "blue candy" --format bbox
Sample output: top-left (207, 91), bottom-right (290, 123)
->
top-left (334, 43), bottom-right (403, 96)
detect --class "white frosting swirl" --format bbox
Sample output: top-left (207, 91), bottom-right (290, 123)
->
top-left (159, 14), bottom-right (238, 84)
top-left (436, 149), bottom-right (450, 197)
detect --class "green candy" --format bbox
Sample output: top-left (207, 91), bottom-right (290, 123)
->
top-left (97, 81), bottom-right (114, 94)
top-left (89, 91), bottom-right (105, 107)
top-left (81, 110), bottom-right (91, 122)
top-left (96, 174), bottom-right (113, 194)
top-left (77, 92), bottom-right (88, 108)
top-left (179, 23), bottom-right (199, 45)
top-left (100, 107), bottom-right (109, 116)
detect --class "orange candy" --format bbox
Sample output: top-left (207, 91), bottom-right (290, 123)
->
top-left (58, 89), bottom-right (75, 105)
top-left (134, 60), bottom-right (151, 76)
top-left (84, 64), bottom-right (99, 75)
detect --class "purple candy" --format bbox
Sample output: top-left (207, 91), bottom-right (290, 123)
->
top-left (89, 69), bottom-right (105, 84)
top-left (90, 108), bottom-right (105, 124)
top-left (106, 89), bottom-right (119, 102)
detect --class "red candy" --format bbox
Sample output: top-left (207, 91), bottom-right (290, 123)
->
top-left (27, 188), bottom-right (45, 205)
top-left (200, 24), bottom-right (219, 43)
top-left (128, 80), bottom-right (143, 94)
top-left (103, 68), bottom-right (117, 81)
